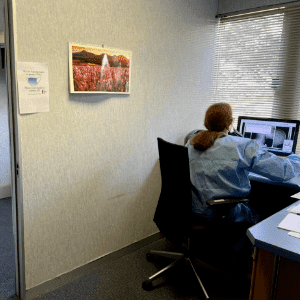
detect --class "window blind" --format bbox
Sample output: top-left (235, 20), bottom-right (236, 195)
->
top-left (211, 5), bottom-right (300, 154)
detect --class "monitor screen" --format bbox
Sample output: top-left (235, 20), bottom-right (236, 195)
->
top-left (237, 116), bottom-right (300, 156)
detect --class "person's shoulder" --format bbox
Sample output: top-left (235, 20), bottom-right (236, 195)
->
top-left (185, 138), bottom-right (194, 147)
top-left (222, 135), bottom-right (259, 151)
top-left (224, 135), bottom-right (250, 144)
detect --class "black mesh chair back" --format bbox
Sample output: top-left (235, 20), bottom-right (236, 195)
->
top-left (153, 138), bottom-right (192, 246)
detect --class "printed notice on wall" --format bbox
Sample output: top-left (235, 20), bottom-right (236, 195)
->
top-left (17, 62), bottom-right (50, 114)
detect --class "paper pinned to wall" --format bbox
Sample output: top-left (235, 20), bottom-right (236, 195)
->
top-left (17, 62), bottom-right (50, 114)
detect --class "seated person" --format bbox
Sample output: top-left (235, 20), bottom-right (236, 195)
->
top-left (185, 102), bottom-right (300, 256)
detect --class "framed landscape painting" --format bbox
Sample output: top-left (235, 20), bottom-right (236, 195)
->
top-left (69, 43), bottom-right (132, 94)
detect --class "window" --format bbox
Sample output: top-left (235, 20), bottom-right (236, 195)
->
top-left (212, 5), bottom-right (300, 153)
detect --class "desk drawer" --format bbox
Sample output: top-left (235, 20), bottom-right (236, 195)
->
top-left (273, 256), bottom-right (300, 300)
top-left (250, 248), bottom-right (300, 300)
top-left (250, 248), bottom-right (275, 300)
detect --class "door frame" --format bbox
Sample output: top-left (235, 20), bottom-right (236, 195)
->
top-left (4, 0), bottom-right (26, 299)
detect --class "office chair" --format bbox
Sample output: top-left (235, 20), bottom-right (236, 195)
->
top-left (142, 138), bottom-right (252, 299)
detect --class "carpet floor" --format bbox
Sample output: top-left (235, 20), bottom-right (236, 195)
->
top-left (27, 239), bottom-right (251, 300)
top-left (0, 198), bottom-right (15, 300)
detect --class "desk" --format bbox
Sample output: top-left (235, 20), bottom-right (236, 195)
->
top-left (246, 200), bottom-right (300, 300)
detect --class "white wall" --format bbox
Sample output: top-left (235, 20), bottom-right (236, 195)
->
top-left (0, 67), bottom-right (11, 199)
top-left (218, 0), bottom-right (298, 14)
top-left (13, 0), bottom-right (218, 289)
top-left (0, 0), bottom-right (11, 199)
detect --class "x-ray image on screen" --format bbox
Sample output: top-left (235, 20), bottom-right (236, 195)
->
top-left (244, 126), bottom-right (290, 150)
top-left (238, 117), bottom-right (300, 156)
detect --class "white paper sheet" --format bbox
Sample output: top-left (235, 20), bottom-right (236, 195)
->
top-left (291, 191), bottom-right (300, 199)
top-left (288, 203), bottom-right (300, 215)
top-left (17, 62), bottom-right (50, 114)
top-left (277, 213), bottom-right (300, 234)
top-left (288, 231), bottom-right (300, 239)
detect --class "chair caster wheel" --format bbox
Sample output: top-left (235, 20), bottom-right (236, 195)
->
top-left (142, 280), bottom-right (152, 291)
top-left (146, 253), bottom-right (155, 262)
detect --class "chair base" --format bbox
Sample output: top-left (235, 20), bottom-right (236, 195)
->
top-left (142, 250), bottom-right (210, 299)
top-left (142, 249), bottom-right (252, 299)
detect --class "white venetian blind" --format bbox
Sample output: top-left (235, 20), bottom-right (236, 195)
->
top-left (212, 5), bottom-right (300, 153)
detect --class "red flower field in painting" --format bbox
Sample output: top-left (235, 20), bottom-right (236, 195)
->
top-left (73, 65), bottom-right (130, 92)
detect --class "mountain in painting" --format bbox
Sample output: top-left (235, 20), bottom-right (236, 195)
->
top-left (73, 50), bottom-right (129, 67)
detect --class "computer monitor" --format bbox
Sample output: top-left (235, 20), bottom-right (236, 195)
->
top-left (237, 116), bottom-right (300, 156)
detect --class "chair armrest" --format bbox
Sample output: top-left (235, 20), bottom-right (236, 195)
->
top-left (206, 198), bottom-right (249, 206)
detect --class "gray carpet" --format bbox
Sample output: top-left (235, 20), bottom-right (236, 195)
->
top-left (0, 198), bottom-right (15, 300)
top-left (24, 239), bottom-right (251, 300)
top-left (1, 197), bottom-right (251, 300)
